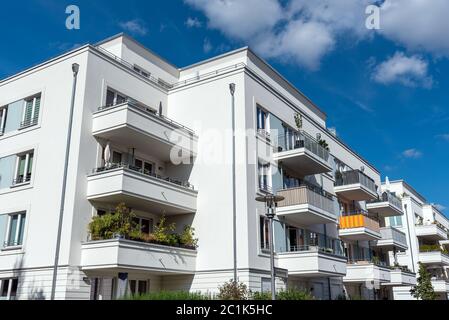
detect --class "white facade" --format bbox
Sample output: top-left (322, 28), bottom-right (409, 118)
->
top-left (0, 33), bottom-right (442, 300)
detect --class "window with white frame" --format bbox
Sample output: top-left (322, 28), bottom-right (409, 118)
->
top-left (258, 160), bottom-right (270, 192)
top-left (260, 216), bottom-right (270, 251)
top-left (389, 215), bottom-right (403, 227)
top-left (105, 89), bottom-right (127, 107)
top-left (128, 279), bottom-right (149, 296)
top-left (0, 278), bottom-right (18, 300)
top-left (256, 105), bottom-right (268, 131)
top-left (132, 217), bottom-right (153, 235)
top-left (134, 158), bottom-right (154, 176)
top-left (21, 94), bottom-right (41, 129)
top-left (4, 212), bottom-right (26, 248)
top-left (13, 151), bottom-right (34, 185)
top-left (0, 106), bottom-right (7, 134)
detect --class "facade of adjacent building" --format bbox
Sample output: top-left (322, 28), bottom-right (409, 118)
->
top-left (0, 33), bottom-right (446, 300)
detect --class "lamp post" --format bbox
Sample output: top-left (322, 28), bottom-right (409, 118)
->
top-left (256, 194), bottom-right (285, 300)
top-left (229, 83), bottom-right (238, 283)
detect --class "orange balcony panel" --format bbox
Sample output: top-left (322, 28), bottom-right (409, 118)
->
top-left (339, 214), bottom-right (381, 241)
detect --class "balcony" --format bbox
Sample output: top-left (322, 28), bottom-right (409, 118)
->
top-left (276, 186), bottom-right (338, 225)
top-left (344, 262), bottom-right (391, 284)
top-left (277, 246), bottom-right (347, 277)
top-left (418, 249), bottom-right (449, 266)
top-left (92, 101), bottom-right (197, 162)
top-left (87, 164), bottom-right (197, 214)
top-left (415, 223), bottom-right (448, 240)
top-left (273, 131), bottom-right (332, 176)
top-left (385, 269), bottom-right (416, 286)
top-left (374, 227), bottom-right (408, 251)
top-left (366, 192), bottom-right (403, 217)
top-left (334, 170), bottom-right (378, 201)
top-left (431, 279), bottom-right (449, 293)
top-left (339, 212), bottom-right (381, 241)
top-left (81, 239), bottom-right (197, 274)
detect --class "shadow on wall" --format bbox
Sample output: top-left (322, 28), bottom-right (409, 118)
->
top-left (12, 256), bottom-right (46, 300)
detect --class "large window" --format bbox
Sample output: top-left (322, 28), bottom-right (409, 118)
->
top-left (21, 95), bottom-right (41, 129)
top-left (133, 217), bottom-right (153, 235)
top-left (106, 89), bottom-right (127, 107)
top-left (258, 161), bottom-right (270, 192)
top-left (0, 278), bottom-right (18, 300)
top-left (13, 151), bottom-right (34, 185)
top-left (260, 216), bottom-right (270, 251)
top-left (0, 107), bottom-right (7, 134)
top-left (128, 280), bottom-right (149, 296)
top-left (389, 215), bottom-right (403, 227)
top-left (5, 212), bottom-right (26, 247)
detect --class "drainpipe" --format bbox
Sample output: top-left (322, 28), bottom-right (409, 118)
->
top-left (403, 204), bottom-right (416, 272)
top-left (51, 63), bottom-right (79, 300)
top-left (229, 83), bottom-right (237, 283)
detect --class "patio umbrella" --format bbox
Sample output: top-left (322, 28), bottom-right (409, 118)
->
top-left (104, 142), bottom-right (111, 167)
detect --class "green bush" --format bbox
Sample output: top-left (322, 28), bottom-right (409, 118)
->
top-left (419, 244), bottom-right (443, 253)
top-left (123, 291), bottom-right (209, 300)
top-left (179, 225), bottom-right (199, 248)
top-left (88, 203), bottom-right (139, 240)
top-left (276, 289), bottom-right (314, 300)
top-left (217, 280), bottom-right (249, 300)
top-left (153, 215), bottom-right (176, 245)
top-left (251, 291), bottom-right (272, 300)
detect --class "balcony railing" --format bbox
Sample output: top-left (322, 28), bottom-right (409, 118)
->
top-left (287, 242), bottom-right (346, 258)
top-left (340, 211), bottom-right (380, 233)
top-left (368, 191), bottom-right (402, 209)
top-left (19, 116), bottom-right (39, 129)
top-left (274, 130), bottom-right (330, 163)
top-left (277, 185), bottom-right (336, 214)
top-left (12, 173), bottom-right (32, 186)
top-left (380, 227), bottom-right (407, 244)
top-left (257, 129), bottom-right (271, 141)
top-left (92, 163), bottom-right (195, 190)
top-left (97, 99), bottom-right (195, 135)
top-left (335, 169), bottom-right (376, 193)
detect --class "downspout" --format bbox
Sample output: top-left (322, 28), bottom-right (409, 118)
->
top-left (403, 204), bottom-right (416, 272)
top-left (51, 63), bottom-right (79, 300)
top-left (229, 83), bottom-right (238, 282)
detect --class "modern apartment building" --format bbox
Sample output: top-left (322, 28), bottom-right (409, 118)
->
top-left (381, 180), bottom-right (449, 300)
top-left (0, 33), bottom-right (442, 300)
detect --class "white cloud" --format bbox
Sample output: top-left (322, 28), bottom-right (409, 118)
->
top-left (203, 38), bottom-right (212, 53)
top-left (119, 19), bottom-right (148, 36)
top-left (380, 0), bottom-right (449, 57)
top-left (185, 17), bottom-right (202, 28)
top-left (437, 134), bottom-right (449, 141)
top-left (372, 52), bottom-right (433, 88)
top-left (402, 148), bottom-right (423, 159)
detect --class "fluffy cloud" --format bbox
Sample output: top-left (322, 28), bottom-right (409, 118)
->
top-left (185, 17), bottom-right (202, 28)
top-left (203, 38), bottom-right (213, 53)
top-left (119, 19), bottom-right (148, 36)
top-left (437, 134), bottom-right (449, 141)
top-left (372, 52), bottom-right (433, 88)
top-left (402, 148), bottom-right (423, 159)
top-left (380, 0), bottom-right (449, 57)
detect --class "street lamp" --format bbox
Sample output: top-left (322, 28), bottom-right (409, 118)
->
top-left (255, 194), bottom-right (285, 300)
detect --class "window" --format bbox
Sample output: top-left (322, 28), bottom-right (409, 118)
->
top-left (134, 158), bottom-right (154, 175)
top-left (260, 216), bottom-right (270, 251)
top-left (389, 215), bottom-right (403, 227)
top-left (112, 151), bottom-right (122, 164)
top-left (133, 217), bottom-right (153, 234)
top-left (4, 212), bottom-right (26, 247)
top-left (13, 151), bottom-right (33, 185)
top-left (258, 161), bottom-right (270, 192)
top-left (128, 280), bottom-right (148, 296)
top-left (256, 106), bottom-right (268, 130)
top-left (0, 278), bottom-right (18, 300)
top-left (0, 107), bottom-right (7, 134)
top-left (21, 95), bottom-right (41, 129)
top-left (105, 89), bottom-right (127, 107)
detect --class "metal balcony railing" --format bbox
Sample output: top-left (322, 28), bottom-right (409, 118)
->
top-left (335, 169), bottom-right (377, 193)
top-left (379, 227), bottom-right (407, 245)
top-left (97, 99), bottom-right (195, 135)
top-left (277, 185), bottom-right (336, 215)
top-left (92, 163), bottom-right (195, 190)
top-left (368, 191), bottom-right (402, 210)
top-left (274, 130), bottom-right (330, 163)
top-left (19, 116), bottom-right (39, 129)
top-left (286, 243), bottom-right (346, 257)
top-left (12, 174), bottom-right (32, 186)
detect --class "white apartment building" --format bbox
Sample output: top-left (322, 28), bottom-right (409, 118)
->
top-left (0, 33), bottom-right (429, 300)
top-left (381, 180), bottom-right (449, 300)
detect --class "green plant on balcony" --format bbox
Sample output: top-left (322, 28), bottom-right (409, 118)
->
top-left (88, 203), bottom-right (139, 240)
top-left (318, 139), bottom-right (330, 151)
top-left (410, 263), bottom-right (436, 300)
top-left (179, 225), bottom-right (199, 248)
top-left (419, 244), bottom-right (443, 253)
top-left (152, 215), bottom-right (177, 245)
top-left (371, 256), bottom-right (381, 265)
top-left (294, 113), bottom-right (303, 130)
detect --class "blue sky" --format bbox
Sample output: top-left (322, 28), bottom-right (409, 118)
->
top-left (1, 0), bottom-right (448, 214)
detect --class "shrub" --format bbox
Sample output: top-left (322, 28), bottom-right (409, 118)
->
top-left (217, 280), bottom-right (249, 300)
top-left (88, 203), bottom-right (139, 240)
top-left (419, 244), bottom-right (442, 253)
top-left (251, 291), bottom-right (272, 300)
top-left (276, 289), bottom-right (314, 300)
top-left (410, 262), bottom-right (436, 300)
top-left (153, 215), bottom-right (176, 245)
top-left (123, 291), bottom-right (209, 300)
